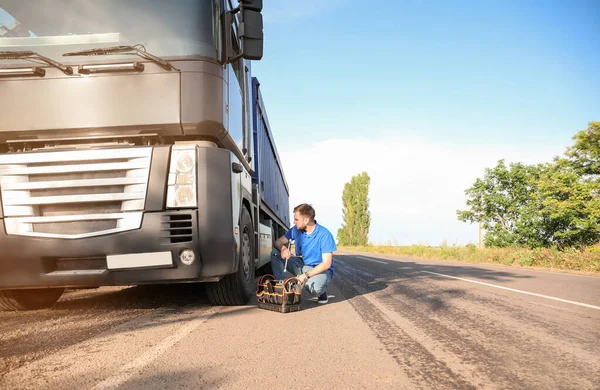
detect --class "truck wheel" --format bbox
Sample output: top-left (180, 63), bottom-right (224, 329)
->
top-left (0, 288), bottom-right (65, 311)
top-left (206, 208), bottom-right (255, 305)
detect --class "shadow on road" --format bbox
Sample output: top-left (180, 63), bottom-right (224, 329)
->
top-left (339, 252), bottom-right (535, 282)
top-left (326, 253), bottom-right (535, 313)
top-left (0, 283), bottom-right (213, 376)
top-left (111, 368), bottom-right (229, 390)
top-left (57, 283), bottom-right (210, 311)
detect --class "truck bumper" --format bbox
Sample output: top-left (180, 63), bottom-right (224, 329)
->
top-left (0, 210), bottom-right (234, 289)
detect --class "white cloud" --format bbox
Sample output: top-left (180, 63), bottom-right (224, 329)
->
top-left (279, 135), bottom-right (566, 246)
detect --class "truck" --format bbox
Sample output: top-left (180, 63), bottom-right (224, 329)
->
top-left (0, 0), bottom-right (291, 310)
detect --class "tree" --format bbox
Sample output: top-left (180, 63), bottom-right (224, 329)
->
top-left (564, 121), bottom-right (600, 176)
top-left (536, 122), bottom-right (600, 247)
top-left (537, 159), bottom-right (600, 248)
top-left (457, 160), bottom-right (549, 248)
top-left (337, 172), bottom-right (371, 246)
top-left (457, 122), bottom-right (600, 249)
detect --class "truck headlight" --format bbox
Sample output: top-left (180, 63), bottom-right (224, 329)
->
top-left (167, 146), bottom-right (197, 208)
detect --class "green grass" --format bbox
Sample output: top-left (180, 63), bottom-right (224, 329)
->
top-left (338, 245), bottom-right (600, 274)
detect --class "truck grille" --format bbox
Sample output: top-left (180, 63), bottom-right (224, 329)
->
top-left (0, 147), bottom-right (152, 238)
top-left (162, 214), bottom-right (193, 243)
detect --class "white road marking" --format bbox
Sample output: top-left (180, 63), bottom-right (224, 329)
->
top-left (356, 256), bottom-right (388, 264)
top-left (478, 265), bottom-right (600, 278)
top-left (528, 301), bottom-right (583, 314)
top-left (341, 252), bottom-right (600, 278)
top-left (92, 308), bottom-right (219, 390)
top-left (421, 271), bottom-right (600, 311)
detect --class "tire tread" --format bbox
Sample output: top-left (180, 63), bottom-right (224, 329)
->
top-left (206, 208), bottom-right (254, 306)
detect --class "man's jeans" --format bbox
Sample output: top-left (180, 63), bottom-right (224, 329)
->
top-left (271, 250), bottom-right (332, 297)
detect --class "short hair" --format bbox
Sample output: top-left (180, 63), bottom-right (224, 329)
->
top-left (293, 203), bottom-right (315, 221)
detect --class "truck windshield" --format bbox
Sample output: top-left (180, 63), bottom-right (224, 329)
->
top-left (0, 0), bottom-right (217, 65)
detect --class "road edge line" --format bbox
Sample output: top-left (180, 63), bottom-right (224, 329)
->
top-left (91, 307), bottom-right (219, 390)
top-left (421, 271), bottom-right (600, 310)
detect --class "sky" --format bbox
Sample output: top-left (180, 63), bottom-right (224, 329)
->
top-left (251, 0), bottom-right (600, 246)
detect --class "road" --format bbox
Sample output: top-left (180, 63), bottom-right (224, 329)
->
top-left (1, 252), bottom-right (599, 389)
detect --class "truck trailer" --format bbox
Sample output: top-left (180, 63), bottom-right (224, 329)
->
top-left (0, 0), bottom-right (290, 310)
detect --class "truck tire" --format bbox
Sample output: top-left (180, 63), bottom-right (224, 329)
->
top-left (206, 208), bottom-right (255, 305)
top-left (0, 288), bottom-right (65, 311)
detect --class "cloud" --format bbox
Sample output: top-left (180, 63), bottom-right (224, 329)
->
top-left (279, 135), bottom-right (566, 246)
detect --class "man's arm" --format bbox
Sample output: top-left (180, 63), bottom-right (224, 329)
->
top-left (273, 235), bottom-right (292, 260)
top-left (273, 235), bottom-right (289, 252)
top-left (306, 252), bottom-right (332, 277)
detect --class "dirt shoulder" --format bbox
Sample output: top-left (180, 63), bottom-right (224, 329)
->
top-left (0, 284), bottom-right (209, 377)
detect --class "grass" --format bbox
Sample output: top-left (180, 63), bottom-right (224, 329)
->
top-left (337, 244), bottom-right (600, 274)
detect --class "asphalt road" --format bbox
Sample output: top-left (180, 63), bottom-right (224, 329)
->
top-left (1, 252), bottom-right (598, 389)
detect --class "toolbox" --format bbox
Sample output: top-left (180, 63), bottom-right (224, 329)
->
top-left (256, 274), bottom-right (302, 313)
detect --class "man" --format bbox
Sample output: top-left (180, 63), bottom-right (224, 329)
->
top-left (272, 203), bottom-right (336, 304)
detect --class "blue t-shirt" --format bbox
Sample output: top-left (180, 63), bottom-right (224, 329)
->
top-left (285, 222), bottom-right (337, 274)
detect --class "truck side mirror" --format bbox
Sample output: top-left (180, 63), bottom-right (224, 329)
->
top-left (239, 9), bottom-right (263, 60)
top-left (240, 0), bottom-right (262, 12)
top-left (226, 0), bottom-right (264, 62)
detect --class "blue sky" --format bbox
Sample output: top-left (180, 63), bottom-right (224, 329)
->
top-left (252, 0), bottom-right (600, 246)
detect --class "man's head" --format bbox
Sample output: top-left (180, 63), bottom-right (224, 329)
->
top-left (293, 203), bottom-right (315, 231)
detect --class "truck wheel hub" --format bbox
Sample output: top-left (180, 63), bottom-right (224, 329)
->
top-left (242, 231), bottom-right (251, 279)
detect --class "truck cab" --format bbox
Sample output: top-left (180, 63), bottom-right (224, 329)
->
top-left (0, 0), bottom-right (290, 310)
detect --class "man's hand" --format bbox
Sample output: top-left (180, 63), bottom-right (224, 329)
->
top-left (274, 235), bottom-right (290, 259)
top-left (280, 246), bottom-right (292, 260)
top-left (297, 273), bottom-right (308, 284)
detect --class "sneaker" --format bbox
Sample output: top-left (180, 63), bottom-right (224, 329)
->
top-left (317, 291), bottom-right (328, 304)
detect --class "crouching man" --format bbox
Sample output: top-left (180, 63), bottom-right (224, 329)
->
top-left (272, 203), bottom-right (337, 304)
